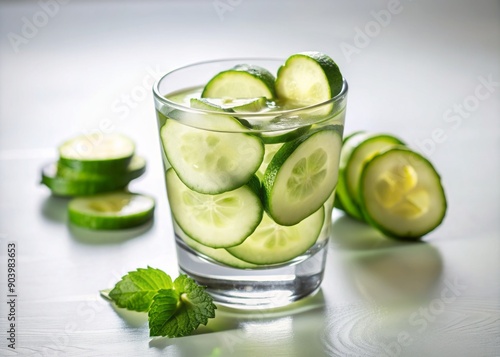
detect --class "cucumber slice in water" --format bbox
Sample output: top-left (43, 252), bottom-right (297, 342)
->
top-left (166, 169), bottom-right (263, 248)
top-left (68, 192), bottom-right (155, 230)
top-left (229, 97), bottom-right (268, 112)
top-left (202, 64), bottom-right (276, 99)
top-left (275, 51), bottom-right (343, 115)
top-left (263, 126), bottom-right (342, 226)
top-left (227, 207), bottom-right (324, 265)
top-left (359, 147), bottom-right (447, 239)
top-left (58, 134), bottom-right (135, 172)
top-left (256, 143), bottom-right (283, 179)
top-left (174, 221), bottom-right (258, 269)
top-left (160, 107), bottom-right (264, 194)
top-left (258, 125), bottom-right (311, 144)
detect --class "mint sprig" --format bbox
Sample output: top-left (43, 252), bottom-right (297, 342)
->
top-left (105, 267), bottom-right (216, 337)
top-left (149, 275), bottom-right (217, 337)
top-left (109, 267), bottom-right (173, 312)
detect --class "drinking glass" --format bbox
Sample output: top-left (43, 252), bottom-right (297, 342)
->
top-left (153, 58), bottom-right (348, 309)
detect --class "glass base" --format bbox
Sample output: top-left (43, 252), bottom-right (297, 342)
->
top-left (176, 237), bottom-right (328, 310)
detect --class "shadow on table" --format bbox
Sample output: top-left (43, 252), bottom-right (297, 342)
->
top-left (67, 219), bottom-right (154, 245)
top-left (330, 214), bottom-right (412, 250)
top-left (40, 195), bottom-right (70, 223)
top-left (148, 290), bottom-right (326, 351)
top-left (329, 214), bottom-right (443, 304)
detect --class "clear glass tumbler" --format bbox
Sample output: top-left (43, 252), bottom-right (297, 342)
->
top-left (153, 58), bottom-right (348, 309)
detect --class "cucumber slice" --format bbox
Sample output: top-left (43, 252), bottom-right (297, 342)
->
top-left (41, 163), bottom-right (129, 196)
top-left (229, 97), bottom-right (268, 112)
top-left (337, 132), bottom-right (405, 220)
top-left (334, 131), bottom-right (364, 212)
top-left (227, 208), bottom-right (324, 265)
top-left (57, 155), bottom-right (146, 182)
top-left (58, 133), bottom-right (135, 172)
top-left (359, 147), bottom-right (447, 239)
top-left (258, 125), bottom-right (311, 144)
top-left (275, 51), bottom-right (343, 115)
top-left (166, 169), bottom-right (263, 248)
top-left (189, 98), bottom-right (235, 113)
top-left (68, 192), bottom-right (155, 230)
top-left (202, 64), bottom-right (276, 99)
top-left (190, 98), bottom-right (254, 129)
top-left (256, 143), bottom-right (283, 179)
top-left (263, 126), bottom-right (342, 226)
top-left (318, 189), bottom-right (336, 242)
top-left (191, 97), bottom-right (268, 112)
top-left (160, 107), bottom-right (264, 194)
top-left (174, 221), bottom-right (257, 269)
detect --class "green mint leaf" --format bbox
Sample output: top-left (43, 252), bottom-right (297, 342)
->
top-left (148, 275), bottom-right (217, 337)
top-left (109, 266), bottom-right (173, 312)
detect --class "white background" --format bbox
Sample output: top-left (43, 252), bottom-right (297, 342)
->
top-left (0, 0), bottom-right (499, 356)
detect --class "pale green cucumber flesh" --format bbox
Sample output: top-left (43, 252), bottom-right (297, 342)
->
top-left (173, 221), bottom-right (257, 269)
top-left (202, 65), bottom-right (276, 99)
top-left (166, 169), bottom-right (263, 248)
top-left (58, 134), bottom-right (135, 172)
top-left (263, 126), bottom-right (342, 226)
top-left (227, 207), bottom-right (325, 265)
top-left (275, 52), bottom-right (343, 115)
top-left (258, 125), bottom-right (311, 144)
top-left (160, 118), bottom-right (264, 194)
top-left (359, 147), bottom-right (447, 239)
top-left (337, 132), bottom-right (405, 220)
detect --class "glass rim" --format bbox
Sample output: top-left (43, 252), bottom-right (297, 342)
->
top-left (152, 57), bottom-right (348, 118)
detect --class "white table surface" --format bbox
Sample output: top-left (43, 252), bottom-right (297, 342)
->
top-left (1, 0), bottom-right (499, 356)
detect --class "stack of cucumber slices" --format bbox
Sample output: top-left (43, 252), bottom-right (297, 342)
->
top-left (41, 133), bottom-right (155, 230)
top-left (335, 131), bottom-right (447, 240)
top-left (161, 51), bottom-right (345, 267)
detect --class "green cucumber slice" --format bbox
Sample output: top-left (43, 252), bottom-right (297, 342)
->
top-left (68, 192), bottom-right (155, 230)
top-left (41, 163), bottom-right (129, 196)
top-left (202, 64), bottom-right (276, 99)
top-left (227, 207), bottom-right (324, 265)
top-left (334, 131), bottom-right (365, 212)
top-left (58, 133), bottom-right (135, 172)
top-left (258, 125), bottom-right (311, 144)
top-left (166, 169), bottom-right (263, 248)
top-left (256, 143), bottom-right (283, 179)
top-left (190, 97), bottom-right (268, 113)
top-left (263, 126), bottom-right (342, 226)
top-left (359, 147), bottom-right (447, 239)
top-left (229, 97), bottom-right (268, 112)
top-left (57, 155), bottom-right (146, 182)
top-left (275, 51), bottom-right (343, 115)
top-left (337, 132), bottom-right (405, 220)
top-left (318, 189), bottom-right (336, 242)
top-left (174, 221), bottom-right (257, 269)
top-left (160, 107), bottom-right (264, 194)
top-left (189, 97), bottom-right (253, 129)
